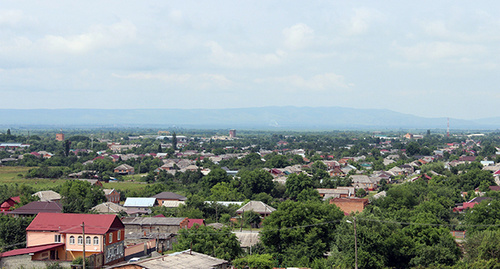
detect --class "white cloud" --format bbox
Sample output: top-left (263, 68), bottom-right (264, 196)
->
top-left (113, 72), bottom-right (232, 87)
top-left (40, 21), bottom-right (137, 54)
top-left (0, 10), bottom-right (35, 26)
top-left (346, 8), bottom-right (383, 36)
top-left (396, 41), bottom-right (487, 61)
top-left (256, 73), bottom-right (353, 91)
top-left (206, 41), bottom-right (286, 68)
top-left (283, 23), bottom-right (314, 50)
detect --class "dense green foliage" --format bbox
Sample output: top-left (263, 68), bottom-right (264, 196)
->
top-left (173, 225), bottom-right (242, 260)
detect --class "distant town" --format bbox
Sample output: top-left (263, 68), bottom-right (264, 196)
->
top-left (0, 128), bottom-right (499, 269)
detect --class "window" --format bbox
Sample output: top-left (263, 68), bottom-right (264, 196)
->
top-left (93, 236), bottom-right (99, 245)
top-left (78, 236), bottom-right (83, 245)
top-left (109, 233), bottom-right (113, 243)
top-left (54, 234), bottom-right (61, 243)
top-left (69, 236), bottom-right (75, 244)
top-left (117, 230), bottom-right (121, 241)
top-left (86, 236), bottom-right (91, 245)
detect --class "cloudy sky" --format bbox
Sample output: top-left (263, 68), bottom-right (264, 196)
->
top-left (1, 1), bottom-right (499, 120)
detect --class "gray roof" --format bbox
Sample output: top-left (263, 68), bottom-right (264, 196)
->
top-left (122, 216), bottom-right (187, 226)
top-left (123, 197), bottom-right (157, 208)
top-left (32, 190), bottom-right (61, 202)
top-left (91, 202), bottom-right (127, 213)
top-left (116, 250), bottom-right (228, 269)
top-left (236, 201), bottom-right (276, 214)
top-left (233, 231), bottom-right (260, 248)
top-left (152, 192), bottom-right (187, 201)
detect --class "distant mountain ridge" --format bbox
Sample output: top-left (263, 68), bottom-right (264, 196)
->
top-left (0, 107), bottom-right (498, 130)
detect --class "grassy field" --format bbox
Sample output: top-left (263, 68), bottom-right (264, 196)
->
top-left (0, 166), bottom-right (67, 189)
top-left (0, 166), bottom-right (150, 192)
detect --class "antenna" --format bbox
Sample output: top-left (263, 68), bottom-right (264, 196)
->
top-left (447, 118), bottom-right (450, 138)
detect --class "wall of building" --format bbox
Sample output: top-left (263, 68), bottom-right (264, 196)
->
top-left (27, 231), bottom-right (61, 247)
top-left (0, 254), bottom-right (72, 269)
top-left (125, 224), bottom-right (181, 235)
top-left (330, 199), bottom-right (368, 214)
top-left (65, 233), bottom-right (103, 252)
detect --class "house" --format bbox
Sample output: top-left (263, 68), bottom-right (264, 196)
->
top-left (123, 198), bottom-right (158, 214)
top-left (91, 202), bottom-right (127, 214)
top-left (350, 175), bottom-right (377, 190)
top-left (110, 250), bottom-right (229, 269)
top-left (330, 198), bottom-right (369, 214)
top-left (236, 201), bottom-right (276, 218)
top-left (234, 231), bottom-right (260, 252)
top-left (152, 192), bottom-right (187, 207)
top-left (316, 187), bottom-right (355, 200)
top-left (0, 213), bottom-right (125, 267)
top-left (453, 197), bottom-right (491, 213)
top-left (122, 217), bottom-right (188, 235)
top-left (32, 190), bottom-right (61, 202)
top-left (104, 189), bottom-right (121, 204)
top-left (7, 201), bottom-right (63, 217)
top-left (114, 164), bottom-right (135, 175)
top-left (0, 196), bottom-right (20, 212)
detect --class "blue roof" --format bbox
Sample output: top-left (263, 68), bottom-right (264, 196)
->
top-left (123, 197), bottom-right (157, 207)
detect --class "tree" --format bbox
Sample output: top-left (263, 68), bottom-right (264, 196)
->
top-left (59, 180), bottom-right (106, 213)
top-left (6, 129), bottom-right (11, 136)
top-left (202, 168), bottom-right (231, 189)
top-left (285, 173), bottom-right (314, 200)
top-left (238, 169), bottom-right (274, 198)
top-left (244, 210), bottom-right (262, 228)
top-left (0, 215), bottom-right (34, 252)
top-left (260, 200), bottom-right (344, 266)
top-left (173, 225), bottom-right (242, 260)
top-left (172, 132), bottom-right (177, 150)
top-left (233, 254), bottom-right (274, 269)
top-left (209, 182), bottom-right (245, 201)
top-left (64, 140), bottom-right (71, 157)
top-left (464, 230), bottom-right (500, 262)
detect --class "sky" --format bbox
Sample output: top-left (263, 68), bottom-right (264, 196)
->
top-left (1, 1), bottom-right (499, 120)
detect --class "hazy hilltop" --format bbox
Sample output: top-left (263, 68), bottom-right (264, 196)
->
top-left (0, 106), bottom-right (498, 130)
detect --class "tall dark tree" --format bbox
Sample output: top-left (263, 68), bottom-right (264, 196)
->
top-left (6, 129), bottom-right (11, 136)
top-left (172, 132), bottom-right (177, 150)
top-left (64, 140), bottom-right (71, 157)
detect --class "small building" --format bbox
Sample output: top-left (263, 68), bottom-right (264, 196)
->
top-left (330, 198), bottom-right (369, 214)
top-left (236, 201), bottom-right (276, 218)
top-left (0, 213), bottom-right (125, 268)
top-left (32, 190), bottom-right (61, 202)
top-left (92, 202), bottom-right (127, 214)
top-left (56, 133), bottom-right (64, 141)
top-left (104, 189), bottom-right (121, 204)
top-left (0, 196), bottom-right (20, 212)
top-left (152, 192), bottom-right (187, 207)
top-left (114, 164), bottom-right (135, 175)
top-left (122, 216), bottom-right (188, 235)
top-left (123, 198), bottom-right (158, 213)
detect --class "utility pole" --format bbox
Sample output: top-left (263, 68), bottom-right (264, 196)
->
top-left (82, 222), bottom-right (86, 269)
top-left (353, 217), bottom-right (358, 269)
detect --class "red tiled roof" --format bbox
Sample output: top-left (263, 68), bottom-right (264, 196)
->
top-left (489, 186), bottom-right (500, 191)
top-left (0, 243), bottom-right (64, 258)
top-left (27, 213), bottom-right (123, 234)
top-left (187, 219), bottom-right (205, 229)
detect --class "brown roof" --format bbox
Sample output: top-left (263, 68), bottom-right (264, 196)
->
top-left (7, 201), bottom-right (63, 216)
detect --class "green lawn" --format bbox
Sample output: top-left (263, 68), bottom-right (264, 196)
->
top-left (0, 166), bottom-right (150, 192)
